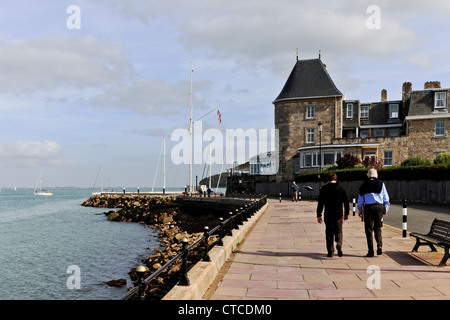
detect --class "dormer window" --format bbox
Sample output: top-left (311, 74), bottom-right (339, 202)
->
top-left (435, 92), bottom-right (447, 109)
top-left (361, 105), bottom-right (369, 119)
top-left (389, 104), bottom-right (399, 118)
top-left (346, 103), bottom-right (353, 119)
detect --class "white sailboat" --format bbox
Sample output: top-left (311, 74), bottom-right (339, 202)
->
top-left (34, 170), bottom-right (53, 196)
top-left (91, 164), bottom-right (104, 195)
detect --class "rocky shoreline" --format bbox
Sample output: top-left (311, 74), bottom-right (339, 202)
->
top-left (82, 194), bottom-right (223, 299)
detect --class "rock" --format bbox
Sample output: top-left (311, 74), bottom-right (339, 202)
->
top-left (106, 211), bottom-right (120, 221)
top-left (105, 279), bottom-right (127, 287)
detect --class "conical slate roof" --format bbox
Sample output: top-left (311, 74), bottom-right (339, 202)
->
top-left (273, 58), bottom-right (343, 103)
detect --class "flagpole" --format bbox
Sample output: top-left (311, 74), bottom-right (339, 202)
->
top-left (189, 62), bottom-right (193, 194)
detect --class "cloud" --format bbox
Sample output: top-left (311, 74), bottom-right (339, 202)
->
top-left (0, 34), bottom-right (134, 94)
top-left (0, 140), bottom-right (65, 167)
top-left (89, 78), bottom-right (212, 115)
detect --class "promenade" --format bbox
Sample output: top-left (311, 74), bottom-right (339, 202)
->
top-left (203, 198), bottom-right (450, 300)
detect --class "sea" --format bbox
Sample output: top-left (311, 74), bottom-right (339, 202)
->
top-left (0, 187), bottom-right (165, 300)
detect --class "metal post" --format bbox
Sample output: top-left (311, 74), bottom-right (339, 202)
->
top-left (228, 212), bottom-right (233, 235)
top-left (279, 192), bottom-right (281, 202)
top-left (178, 238), bottom-right (190, 286)
top-left (203, 226), bottom-right (210, 262)
top-left (352, 193), bottom-right (356, 216)
top-left (403, 199), bottom-right (408, 238)
top-left (218, 218), bottom-right (224, 246)
top-left (299, 191), bottom-right (301, 201)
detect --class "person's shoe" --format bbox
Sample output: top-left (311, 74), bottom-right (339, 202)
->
top-left (366, 252), bottom-right (374, 257)
top-left (327, 251), bottom-right (334, 257)
top-left (377, 247), bottom-right (382, 255)
top-left (337, 248), bottom-right (343, 257)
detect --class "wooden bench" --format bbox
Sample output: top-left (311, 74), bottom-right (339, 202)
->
top-left (410, 218), bottom-right (450, 267)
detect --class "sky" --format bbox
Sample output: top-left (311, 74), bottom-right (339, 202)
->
top-left (1, 0), bottom-right (450, 189)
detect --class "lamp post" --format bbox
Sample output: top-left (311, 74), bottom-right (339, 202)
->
top-left (318, 121), bottom-right (323, 189)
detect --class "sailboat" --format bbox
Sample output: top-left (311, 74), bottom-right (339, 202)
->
top-left (34, 170), bottom-right (53, 196)
top-left (91, 164), bottom-right (104, 195)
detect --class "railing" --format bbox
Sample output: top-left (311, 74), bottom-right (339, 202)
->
top-left (121, 194), bottom-right (267, 300)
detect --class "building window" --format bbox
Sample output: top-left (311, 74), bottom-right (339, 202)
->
top-left (384, 151), bottom-right (393, 166)
top-left (294, 158), bottom-right (300, 174)
top-left (306, 128), bottom-right (315, 143)
top-left (306, 105), bottom-right (315, 119)
top-left (389, 128), bottom-right (400, 137)
top-left (375, 129), bottom-right (384, 137)
top-left (346, 103), bottom-right (353, 119)
top-left (435, 121), bottom-right (445, 136)
top-left (364, 151), bottom-right (376, 160)
top-left (435, 92), bottom-right (447, 109)
top-left (361, 105), bottom-right (369, 119)
top-left (389, 104), bottom-right (399, 118)
top-left (360, 129), bottom-right (369, 138)
top-left (300, 150), bottom-right (342, 168)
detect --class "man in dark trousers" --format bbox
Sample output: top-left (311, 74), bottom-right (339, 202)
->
top-left (358, 168), bottom-right (390, 257)
top-left (316, 172), bottom-right (350, 257)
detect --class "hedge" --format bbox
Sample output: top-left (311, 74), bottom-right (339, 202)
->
top-left (294, 164), bottom-right (450, 182)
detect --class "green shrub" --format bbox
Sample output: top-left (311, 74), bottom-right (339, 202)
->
top-left (400, 157), bottom-right (432, 167)
top-left (434, 152), bottom-right (450, 165)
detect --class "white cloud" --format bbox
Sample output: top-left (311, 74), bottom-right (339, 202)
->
top-left (0, 140), bottom-right (65, 167)
top-left (90, 78), bottom-right (211, 115)
top-left (0, 34), bottom-right (134, 94)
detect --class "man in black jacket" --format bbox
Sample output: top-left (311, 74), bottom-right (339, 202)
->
top-left (316, 172), bottom-right (350, 257)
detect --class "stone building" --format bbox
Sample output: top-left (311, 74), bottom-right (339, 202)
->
top-left (273, 58), bottom-right (450, 182)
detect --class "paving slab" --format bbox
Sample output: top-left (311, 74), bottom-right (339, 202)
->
top-left (204, 198), bottom-right (450, 300)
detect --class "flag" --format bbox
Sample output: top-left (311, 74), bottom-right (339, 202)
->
top-left (217, 110), bottom-right (222, 123)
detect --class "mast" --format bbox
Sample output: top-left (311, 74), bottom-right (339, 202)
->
top-left (189, 62), bottom-right (193, 194)
top-left (163, 135), bottom-right (166, 195)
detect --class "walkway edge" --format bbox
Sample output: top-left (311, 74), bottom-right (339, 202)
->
top-left (162, 202), bottom-right (269, 300)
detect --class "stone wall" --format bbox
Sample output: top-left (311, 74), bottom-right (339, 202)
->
top-left (274, 96), bottom-right (343, 182)
top-left (407, 119), bottom-right (450, 161)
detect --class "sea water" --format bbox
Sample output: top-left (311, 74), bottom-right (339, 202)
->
top-left (0, 188), bottom-right (161, 300)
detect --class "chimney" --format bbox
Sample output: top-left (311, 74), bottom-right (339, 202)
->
top-left (424, 81), bottom-right (441, 89)
top-left (402, 82), bottom-right (412, 102)
top-left (381, 89), bottom-right (387, 102)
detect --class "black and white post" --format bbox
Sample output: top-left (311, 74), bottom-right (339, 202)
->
top-left (402, 199), bottom-right (408, 238)
top-left (352, 193), bottom-right (356, 216)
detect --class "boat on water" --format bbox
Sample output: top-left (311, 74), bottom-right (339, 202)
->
top-left (34, 170), bottom-right (53, 196)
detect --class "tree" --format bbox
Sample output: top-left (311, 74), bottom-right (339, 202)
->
top-left (336, 153), bottom-right (361, 169)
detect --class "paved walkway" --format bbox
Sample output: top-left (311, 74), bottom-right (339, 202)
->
top-left (204, 198), bottom-right (450, 300)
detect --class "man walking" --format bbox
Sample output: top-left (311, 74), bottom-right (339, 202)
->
top-left (358, 168), bottom-right (390, 257)
top-left (317, 172), bottom-right (350, 257)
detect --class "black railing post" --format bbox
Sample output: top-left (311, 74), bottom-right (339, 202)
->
top-left (178, 238), bottom-right (190, 286)
top-left (136, 265), bottom-right (148, 300)
top-left (237, 208), bottom-right (243, 226)
top-left (218, 217), bottom-right (224, 246)
top-left (228, 212), bottom-right (234, 235)
top-left (203, 226), bottom-right (211, 262)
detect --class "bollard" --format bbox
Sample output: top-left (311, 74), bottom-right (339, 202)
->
top-left (279, 193), bottom-right (281, 202)
top-left (299, 191), bottom-right (301, 201)
top-left (403, 199), bottom-right (408, 238)
top-left (123, 187), bottom-right (126, 194)
top-left (352, 194), bottom-right (356, 216)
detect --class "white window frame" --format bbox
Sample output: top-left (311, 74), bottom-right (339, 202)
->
top-left (306, 128), bottom-right (315, 143)
top-left (306, 105), bottom-right (315, 119)
top-left (389, 104), bottom-right (399, 118)
top-left (435, 121), bottom-right (445, 136)
top-left (346, 103), bottom-right (353, 119)
top-left (361, 105), bottom-right (369, 119)
top-left (384, 151), bottom-right (393, 166)
top-left (435, 92), bottom-right (447, 109)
